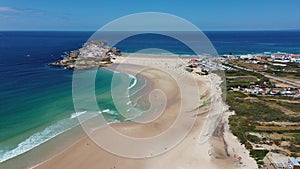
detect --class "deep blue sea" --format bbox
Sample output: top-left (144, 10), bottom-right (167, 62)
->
top-left (1, 31), bottom-right (300, 165)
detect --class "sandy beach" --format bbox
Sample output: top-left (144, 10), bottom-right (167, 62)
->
top-left (35, 55), bottom-right (257, 169)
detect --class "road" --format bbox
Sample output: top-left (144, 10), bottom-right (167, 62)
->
top-left (263, 74), bottom-right (300, 88)
top-left (226, 62), bottom-right (300, 88)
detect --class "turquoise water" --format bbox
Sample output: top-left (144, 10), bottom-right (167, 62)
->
top-left (0, 68), bottom-right (139, 163)
top-left (1, 30), bottom-right (300, 165)
top-left (0, 31), bottom-right (143, 164)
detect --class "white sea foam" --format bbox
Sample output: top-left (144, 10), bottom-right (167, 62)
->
top-left (111, 119), bottom-right (120, 123)
top-left (0, 109), bottom-right (120, 163)
top-left (0, 118), bottom-right (77, 163)
top-left (128, 78), bottom-right (147, 96)
top-left (127, 73), bottom-right (137, 90)
top-left (124, 110), bottom-right (143, 122)
top-left (107, 119), bottom-right (121, 124)
top-left (126, 103), bottom-right (137, 112)
top-left (102, 109), bottom-right (118, 115)
top-left (106, 110), bottom-right (118, 116)
top-left (102, 109), bottom-right (110, 113)
top-left (70, 111), bottom-right (87, 119)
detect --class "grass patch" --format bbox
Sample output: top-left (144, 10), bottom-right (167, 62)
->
top-left (246, 134), bottom-right (261, 144)
top-left (250, 149), bottom-right (269, 162)
top-left (227, 76), bottom-right (258, 82)
top-left (272, 101), bottom-right (300, 113)
top-left (227, 81), bottom-right (250, 88)
top-left (229, 91), bottom-right (248, 98)
top-left (225, 69), bottom-right (270, 89)
top-left (290, 133), bottom-right (300, 140)
top-left (191, 98), bottom-right (210, 111)
top-left (227, 92), bottom-right (287, 122)
top-left (289, 133), bottom-right (300, 145)
top-left (225, 69), bottom-right (269, 83)
top-left (229, 115), bottom-right (252, 144)
top-left (200, 93), bottom-right (207, 100)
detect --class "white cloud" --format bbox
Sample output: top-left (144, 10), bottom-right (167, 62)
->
top-left (0, 6), bottom-right (20, 13)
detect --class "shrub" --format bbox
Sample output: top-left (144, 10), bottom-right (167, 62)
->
top-left (250, 149), bottom-right (269, 161)
top-left (247, 134), bottom-right (261, 144)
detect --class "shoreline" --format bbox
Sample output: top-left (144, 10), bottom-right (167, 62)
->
top-left (35, 55), bottom-right (256, 169)
top-left (3, 55), bottom-right (255, 169)
top-left (2, 30), bottom-right (300, 169)
top-left (0, 57), bottom-right (151, 167)
top-left (36, 55), bottom-right (210, 169)
top-left (0, 125), bottom-right (87, 169)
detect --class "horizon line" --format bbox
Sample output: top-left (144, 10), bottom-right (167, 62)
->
top-left (0, 28), bottom-right (300, 32)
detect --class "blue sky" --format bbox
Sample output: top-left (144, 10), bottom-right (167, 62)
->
top-left (1, 0), bottom-right (300, 31)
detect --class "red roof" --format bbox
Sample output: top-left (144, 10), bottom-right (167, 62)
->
top-left (290, 54), bottom-right (300, 57)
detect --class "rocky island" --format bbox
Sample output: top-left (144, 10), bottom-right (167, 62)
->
top-left (50, 40), bottom-right (121, 70)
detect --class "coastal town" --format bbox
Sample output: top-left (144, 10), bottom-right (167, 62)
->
top-left (221, 52), bottom-right (300, 98)
top-left (186, 52), bottom-right (300, 98)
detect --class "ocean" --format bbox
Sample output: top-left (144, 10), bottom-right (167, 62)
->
top-left (1, 31), bottom-right (300, 167)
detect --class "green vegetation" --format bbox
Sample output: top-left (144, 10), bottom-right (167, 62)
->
top-left (290, 133), bottom-right (300, 140)
top-left (261, 95), bottom-right (300, 100)
top-left (246, 134), bottom-right (261, 144)
top-left (250, 149), bottom-right (269, 167)
top-left (200, 93), bottom-right (207, 100)
top-left (289, 145), bottom-right (300, 153)
top-left (228, 115), bottom-right (252, 145)
top-left (265, 61), bottom-right (300, 80)
top-left (267, 70), bottom-right (299, 76)
top-left (224, 61), bottom-right (300, 164)
top-left (227, 91), bottom-right (288, 122)
top-left (228, 91), bottom-right (247, 98)
top-left (227, 90), bottom-right (300, 162)
top-left (225, 69), bottom-right (269, 82)
top-left (225, 69), bottom-right (270, 89)
top-left (227, 81), bottom-right (250, 88)
top-left (269, 101), bottom-right (300, 114)
top-left (288, 133), bottom-right (300, 148)
top-left (250, 149), bottom-right (269, 161)
top-left (192, 98), bottom-right (210, 111)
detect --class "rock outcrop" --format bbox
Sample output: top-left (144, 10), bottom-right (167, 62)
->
top-left (50, 40), bottom-right (121, 70)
